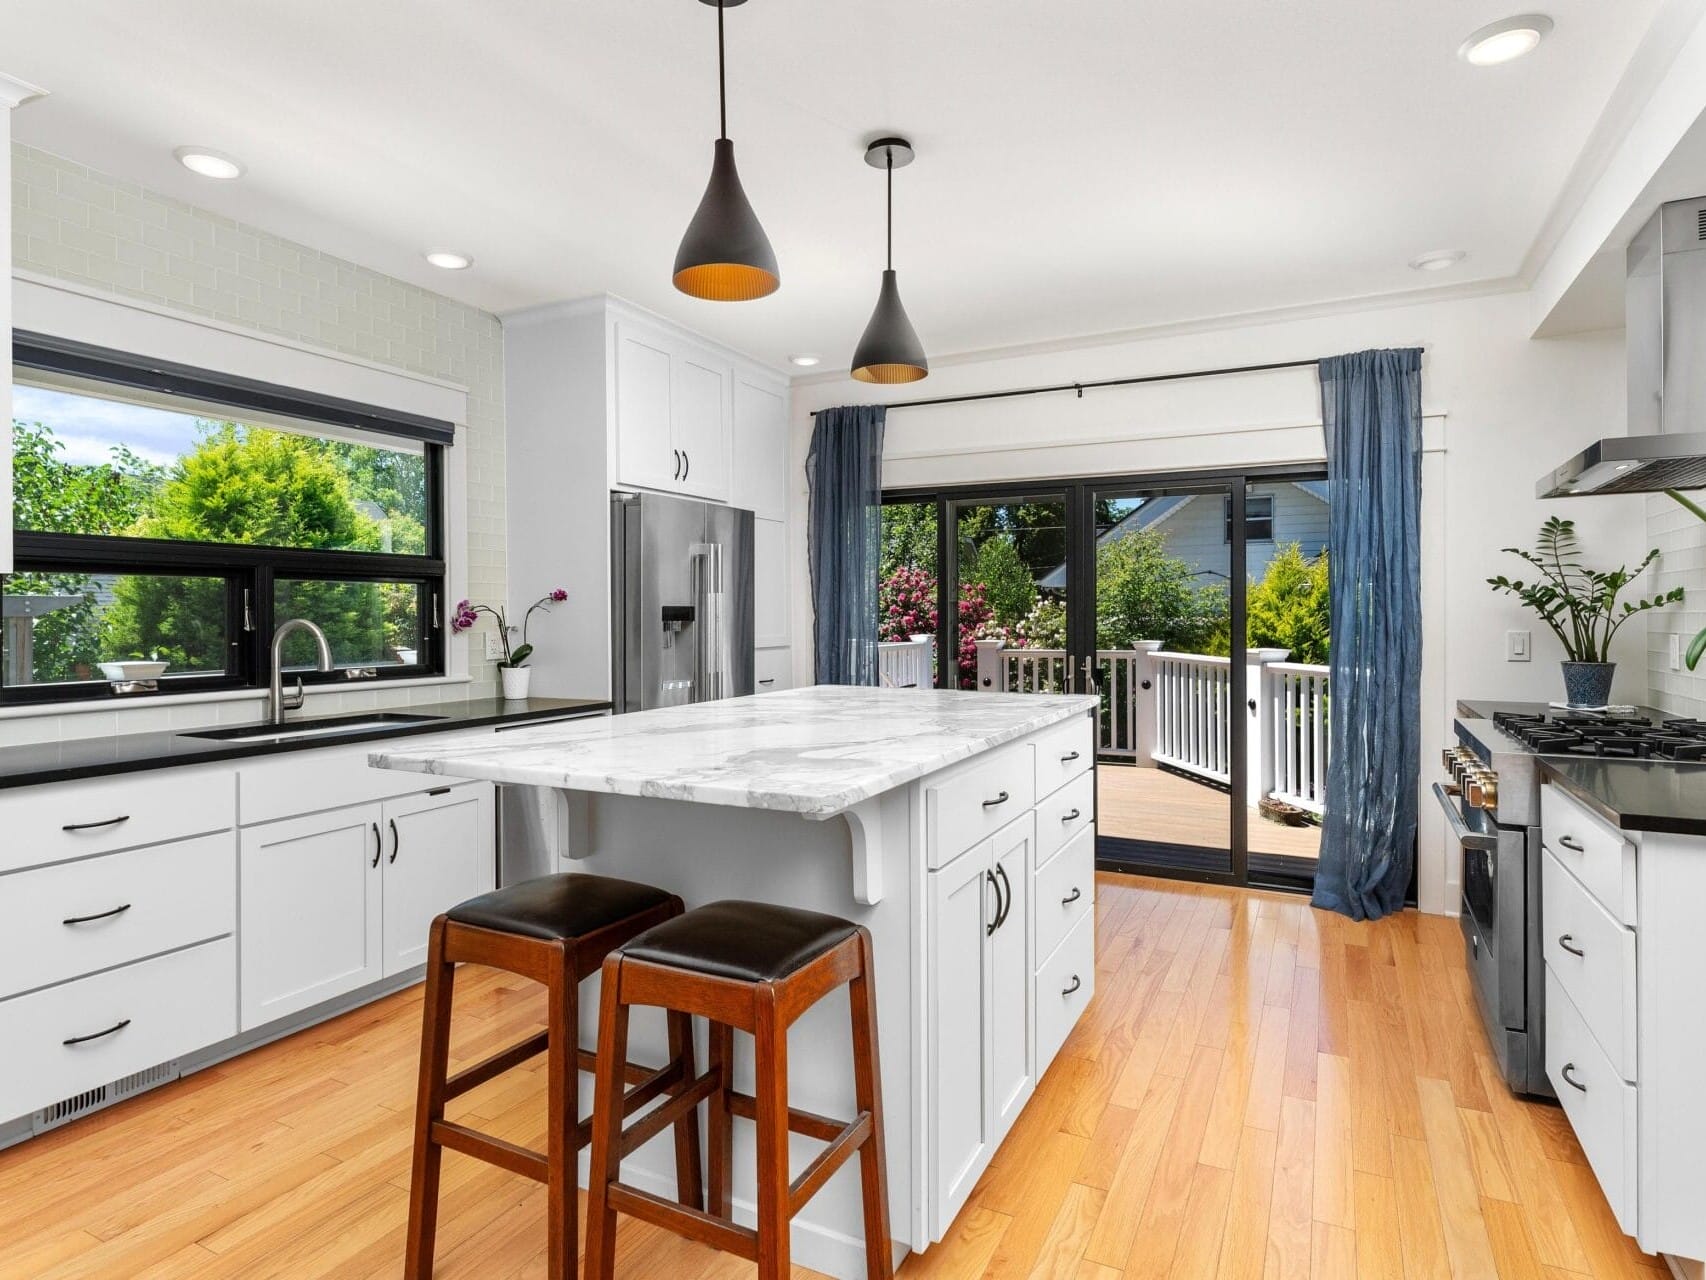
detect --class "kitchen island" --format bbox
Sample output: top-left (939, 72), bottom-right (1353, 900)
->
top-left (370, 685), bottom-right (1100, 1278)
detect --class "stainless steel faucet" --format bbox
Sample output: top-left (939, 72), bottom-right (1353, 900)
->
top-left (268, 618), bottom-right (333, 724)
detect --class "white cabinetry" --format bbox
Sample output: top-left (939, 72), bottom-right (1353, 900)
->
top-left (733, 373), bottom-right (789, 521)
top-left (924, 713), bottom-right (1095, 1240)
top-left (754, 516), bottom-right (789, 649)
top-left (611, 318), bottom-right (733, 502)
top-left (240, 781), bottom-right (493, 1029)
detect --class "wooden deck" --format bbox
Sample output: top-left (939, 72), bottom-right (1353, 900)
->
top-left (1097, 763), bottom-right (1322, 863)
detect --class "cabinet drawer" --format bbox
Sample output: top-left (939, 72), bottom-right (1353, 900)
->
top-left (0, 766), bottom-right (235, 875)
top-left (1035, 826), bottom-right (1094, 966)
top-left (755, 646), bottom-right (792, 693)
top-left (1037, 910), bottom-right (1095, 1074)
top-left (1033, 715), bottom-right (1093, 800)
top-left (0, 832), bottom-right (235, 999)
top-left (240, 736), bottom-right (480, 826)
top-left (0, 937), bottom-right (236, 1123)
top-left (1543, 849), bottom-right (1637, 1081)
top-left (1541, 783), bottom-right (1636, 925)
top-left (926, 746), bottom-right (1035, 869)
top-left (1545, 970), bottom-right (1637, 1236)
top-left (1036, 770), bottom-right (1094, 867)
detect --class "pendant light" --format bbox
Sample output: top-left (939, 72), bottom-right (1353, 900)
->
top-left (851, 137), bottom-right (928, 383)
top-left (673, 0), bottom-right (779, 301)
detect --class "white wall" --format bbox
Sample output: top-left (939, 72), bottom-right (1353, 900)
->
top-left (3, 142), bottom-right (509, 746)
top-left (789, 289), bottom-right (1647, 913)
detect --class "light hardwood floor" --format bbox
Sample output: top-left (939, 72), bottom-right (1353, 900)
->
top-left (0, 873), bottom-right (1663, 1279)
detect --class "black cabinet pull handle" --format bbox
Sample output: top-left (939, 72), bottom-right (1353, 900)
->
top-left (1561, 1062), bottom-right (1587, 1092)
top-left (759, 678), bottom-right (775, 685)
top-left (982, 791), bottom-right (1010, 808)
top-left (1060, 750), bottom-right (1080, 763)
top-left (426, 786), bottom-right (451, 797)
top-left (371, 822), bottom-right (382, 869)
top-left (1558, 934), bottom-right (1585, 957)
top-left (63, 1018), bottom-right (130, 1047)
top-left (985, 869), bottom-right (1001, 936)
top-left (672, 448), bottom-right (681, 480)
top-left (63, 903), bottom-right (132, 926)
top-left (1061, 808), bottom-right (1081, 823)
top-left (388, 818), bottom-right (400, 864)
top-left (1061, 975), bottom-right (1082, 997)
top-left (995, 863), bottom-right (1013, 929)
top-left (62, 815), bottom-right (130, 833)
top-left (1062, 887), bottom-right (1082, 906)
top-left (1557, 835), bottom-right (1584, 852)
top-left (683, 450), bottom-right (690, 481)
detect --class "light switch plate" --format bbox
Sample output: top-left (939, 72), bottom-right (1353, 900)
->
top-left (1506, 630), bottom-right (1531, 662)
top-left (484, 630), bottom-right (504, 661)
top-left (1670, 633), bottom-right (1682, 671)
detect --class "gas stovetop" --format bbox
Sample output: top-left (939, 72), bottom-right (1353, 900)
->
top-left (1490, 710), bottom-right (1706, 762)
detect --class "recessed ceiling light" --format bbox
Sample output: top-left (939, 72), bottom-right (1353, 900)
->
top-left (423, 250), bottom-right (473, 271)
top-left (1409, 249), bottom-right (1466, 272)
top-left (1458, 14), bottom-right (1553, 66)
top-left (788, 354), bottom-right (822, 368)
top-left (173, 146), bottom-right (245, 180)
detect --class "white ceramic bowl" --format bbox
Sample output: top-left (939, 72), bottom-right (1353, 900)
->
top-left (99, 661), bottom-right (169, 681)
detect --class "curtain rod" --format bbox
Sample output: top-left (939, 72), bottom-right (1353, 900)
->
top-left (877, 357), bottom-right (1322, 411)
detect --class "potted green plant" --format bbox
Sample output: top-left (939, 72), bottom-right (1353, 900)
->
top-left (1667, 489), bottom-right (1706, 670)
top-left (1488, 517), bottom-right (1682, 708)
top-left (451, 589), bottom-right (567, 699)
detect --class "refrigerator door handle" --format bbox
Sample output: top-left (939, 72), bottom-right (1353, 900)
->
top-left (690, 541), bottom-right (727, 702)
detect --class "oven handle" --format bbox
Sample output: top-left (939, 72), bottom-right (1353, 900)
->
top-left (1432, 782), bottom-right (1499, 852)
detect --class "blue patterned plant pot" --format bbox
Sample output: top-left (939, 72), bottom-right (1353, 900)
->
top-left (1561, 661), bottom-right (1616, 708)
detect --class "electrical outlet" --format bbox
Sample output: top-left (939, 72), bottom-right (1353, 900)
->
top-left (1506, 629), bottom-right (1531, 662)
top-left (484, 630), bottom-right (504, 661)
top-left (1670, 633), bottom-right (1682, 671)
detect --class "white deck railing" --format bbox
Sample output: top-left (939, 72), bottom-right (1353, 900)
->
top-left (877, 636), bottom-right (934, 689)
top-left (974, 639), bottom-right (1329, 814)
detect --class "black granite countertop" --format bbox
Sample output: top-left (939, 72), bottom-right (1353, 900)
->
top-left (1539, 757), bottom-right (1706, 836)
top-left (0, 696), bottom-right (610, 790)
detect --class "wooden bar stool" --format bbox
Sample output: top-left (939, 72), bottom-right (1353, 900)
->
top-left (583, 900), bottom-right (892, 1280)
top-left (404, 873), bottom-right (705, 1280)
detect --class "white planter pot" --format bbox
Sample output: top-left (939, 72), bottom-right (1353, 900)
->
top-left (500, 666), bottom-right (532, 700)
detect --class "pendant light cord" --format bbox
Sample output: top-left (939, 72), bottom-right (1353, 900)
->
top-left (717, 0), bottom-right (727, 140)
top-left (886, 146), bottom-right (894, 270)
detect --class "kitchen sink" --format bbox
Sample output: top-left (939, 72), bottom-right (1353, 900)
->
top-left (181, 712), bottom-right (446, 743)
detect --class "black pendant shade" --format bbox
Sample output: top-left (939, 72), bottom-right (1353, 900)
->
top-left (851, 137), bottom-right (927, 384)
top-left (673, 138), bottom-right (779, 301)
top-left (851, 269), bottom-right (928, 384)
top-left (673, 0), bottom-right (778, 301)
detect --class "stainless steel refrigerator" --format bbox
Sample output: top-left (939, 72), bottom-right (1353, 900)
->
top-left (609, 489), bottom-right (754, 714)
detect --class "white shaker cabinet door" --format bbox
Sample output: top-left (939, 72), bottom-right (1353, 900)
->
top-left (754, 516), bottom-right (789, 648)
top-left (613, 320), bottom-right (678, 494)
top-left (239, 804), bottom-right (384, 1030)
top-left (672, 346), bottom-right (731, 503)
top-left (381, 783), bottom-right (495, 976)
top-left (988, 815), bottom-right (1035, 1138)
top-left (927, 839), bottom-right (995, 1240)
top-left (732, 373), bottom-right (788, 520)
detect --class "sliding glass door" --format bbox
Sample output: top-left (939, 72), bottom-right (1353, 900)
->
top-left (882, 467), bottom-right (1331, 892)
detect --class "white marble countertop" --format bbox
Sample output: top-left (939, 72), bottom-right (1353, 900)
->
top-left (369, 685), bottom-right (1098, 818)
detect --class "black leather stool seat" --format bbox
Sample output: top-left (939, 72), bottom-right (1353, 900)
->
top-left (619, 900), bottom-right (859, 983)
top-left (446, 873), bottom-right (675, 942)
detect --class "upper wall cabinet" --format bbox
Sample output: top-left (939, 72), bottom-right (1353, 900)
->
top-left (732, 373), bottom-right (789, 522)
top-left (612, 317), bottom-right (736, 504)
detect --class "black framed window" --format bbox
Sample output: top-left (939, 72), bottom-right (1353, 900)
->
top-left (2, 335), bottom-right (451, 704)
top-left (1224, 493), bottom-right (1274, 543)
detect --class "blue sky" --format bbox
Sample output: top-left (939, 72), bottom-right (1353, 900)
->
top-left (13, 385), bottom-right (203, 469)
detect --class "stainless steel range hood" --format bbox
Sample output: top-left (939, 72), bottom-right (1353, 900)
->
top-left (1538, 196), bottom-right (1706, 497)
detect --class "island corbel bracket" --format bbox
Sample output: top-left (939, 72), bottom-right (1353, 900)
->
top-left (841, 798), bottom-right (884, 905)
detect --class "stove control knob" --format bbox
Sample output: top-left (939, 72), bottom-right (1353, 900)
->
top-left (1466, 777), bottom-right (1498, 811)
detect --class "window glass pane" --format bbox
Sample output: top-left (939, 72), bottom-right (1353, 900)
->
top-left (12, 378), bottom-right (428, 553)
top-left (877, 500), bottom-right (942, 688)
top-left (274, 579), bottom-right (424, 670)
top-left (1, 571), bottom-right (229, 689)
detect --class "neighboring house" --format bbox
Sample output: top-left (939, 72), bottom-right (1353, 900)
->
top-left (1039, 481), bottom-right (1328, 588)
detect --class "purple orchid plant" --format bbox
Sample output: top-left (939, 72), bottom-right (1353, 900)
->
top-left (450, 588), bottom-right (567, 668)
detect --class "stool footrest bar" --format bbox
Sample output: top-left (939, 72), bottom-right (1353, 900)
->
top-left (444, 1030), bottom-right (549, 1100)
top-left (430, 1120), bottom-right (550, 1182)
top-left (617, 1070), bottom-right (721, 1158)
top-left (607, 1183), bottom-right (759, 1260)
top-left (788, 1113), bottom-right (873, 1216)
top-left (725, 1089), bottom-right (853, 1143)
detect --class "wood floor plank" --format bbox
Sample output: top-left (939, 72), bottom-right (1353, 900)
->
top-left (1263, 1095), bottom-right (1315, 1280)
top-left (1414, 1076), bottom-right (1501, 1280)
top-left (1311, 1054), bottom-right (1354, 1229)
top-left (1214, 1125), bottom-right (1278, 1280)
top-left (1351, 1171), bottom-right (1404, 1280)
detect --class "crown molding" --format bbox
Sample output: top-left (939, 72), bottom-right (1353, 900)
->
top-left (0, 72), bottom-right (48, 109)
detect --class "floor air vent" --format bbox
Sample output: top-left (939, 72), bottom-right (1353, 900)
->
top-left (30, 1060), bottom-right (182, 1135)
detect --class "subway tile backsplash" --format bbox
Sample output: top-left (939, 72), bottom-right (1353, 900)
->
top-left (1646, 491), bottom-right (1706, 720)
top-left (8, 142), bottom-right (509, 744)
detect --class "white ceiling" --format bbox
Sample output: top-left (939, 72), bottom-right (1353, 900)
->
top-left (0, 0), bottom-right (1668, 371)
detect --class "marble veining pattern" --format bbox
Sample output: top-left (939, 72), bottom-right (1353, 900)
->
top-left (369, 686), bottom-right (1099, 818)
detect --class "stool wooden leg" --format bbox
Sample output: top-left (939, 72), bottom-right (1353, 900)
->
top-left (705, 1019), bottom-right (734, 1219)
top-left (584, 957), bottom-right (631, 1280)
top-left (849, 930), bottom-right (893, 1280)
top-left (546, 943), bottom-right (579, 1280)
top-left (666, 1010), bottom-right (706, 1212)
top-left (405, 918), bottom-right (456, 1280)
top-left (754, 987), bottom-right (792, 1280)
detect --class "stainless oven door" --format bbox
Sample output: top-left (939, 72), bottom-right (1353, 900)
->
top-left (1433, 783), bottom-right (1526, 1033)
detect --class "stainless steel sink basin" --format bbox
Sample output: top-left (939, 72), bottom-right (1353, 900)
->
top-left (181, 712), bottom-right (446, 744)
